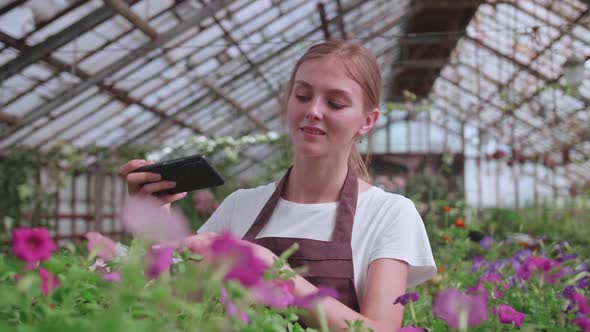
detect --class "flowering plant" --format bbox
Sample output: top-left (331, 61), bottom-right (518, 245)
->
top-left (0, 196), bottom-right (340, 332)
top-left (397, 205), bottom-right (590, 332)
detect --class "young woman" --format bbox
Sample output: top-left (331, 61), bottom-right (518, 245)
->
top-left (119, 40), bottom-right (436, 331)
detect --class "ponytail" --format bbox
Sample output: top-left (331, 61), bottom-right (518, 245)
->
top-left (348, 135), bottom-right (372, 181)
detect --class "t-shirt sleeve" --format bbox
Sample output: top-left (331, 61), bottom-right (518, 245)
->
top-left (369, 197), bottom-right (437, 288)
top-left (197, 190), bottom-right (239, 234)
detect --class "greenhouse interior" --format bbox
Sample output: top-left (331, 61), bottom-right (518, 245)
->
top-left (0, 0), bottom-right (589, 331)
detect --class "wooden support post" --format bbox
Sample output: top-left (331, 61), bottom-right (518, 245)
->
top-left (0, 112), bottom-right (18, 125)
top-left (317, 2), bottom-right (331, 40)
top-left (93, 164), bottom-right (104, 233)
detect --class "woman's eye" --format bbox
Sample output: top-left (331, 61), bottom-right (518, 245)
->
top-left (328, 101), bottom-right (345, 109)
top-left (295, 95), bottom-right (310, 102)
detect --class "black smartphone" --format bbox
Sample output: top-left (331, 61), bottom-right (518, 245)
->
top-left (130, 154), bottom-right (224, 196)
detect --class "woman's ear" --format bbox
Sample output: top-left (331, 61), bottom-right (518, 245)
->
top-left (358, 108), bottom-right (380, 136)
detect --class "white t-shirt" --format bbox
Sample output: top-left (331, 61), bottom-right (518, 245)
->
top-left (198, 183), bottom-right (437, 302)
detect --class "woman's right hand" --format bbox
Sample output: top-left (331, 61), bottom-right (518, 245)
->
top-left (118, 159), bottom-right (187, 206)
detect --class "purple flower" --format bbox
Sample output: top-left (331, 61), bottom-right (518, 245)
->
top-left (144, 247), bottom-right (173, 280)
top-left (579, 262), bottom-right (590, 272)
top-left (511, 249), bottom-right (533, 270)
top-left (399, 327), bottom-right (424, 332)
top-left (394, 292), bottom-right (420, 306)
top-left (558, 253), bottom-right (578, 262)
top-left (553, 241), bottom-right (569, 253)
top-left (487, 259), bottom-right (508, 273)
top-left (469, 272), bottom-right (503, 298)
top-left (481, 272), bottom-right (502, 284)
top-left (121, 196), bottom-right (190, 245)
top-left (516, 257), bottom-right (560, 282)
top-left (292, 286), bottom-right (338, 309)
top-left (563, 285), bottom-right (576, 300)
top-left (251, 279), bottom-right (295, 309)
top-left (479, 236), bottom-right (494, 250)
top-left (433, 288), bottom-right (488, 329)
top-left (103, 271), bottom-right (121, 282)
top-left (12, 227), bottom-right (57, 264)
top-left (471, 256), bottom-right (486, 273)
top-left (578, 277), bottom-right (589, 289)
top-left (210, 231), bottom-right (267, 287)
top-left (496, 304), bottom-right (525, 327)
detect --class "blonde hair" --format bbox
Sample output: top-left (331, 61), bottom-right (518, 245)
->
top-left (283, 40), bottom-right (382, 180)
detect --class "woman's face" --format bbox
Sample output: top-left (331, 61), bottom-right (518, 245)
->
top-left (286, 57), bottom-right (374, 159)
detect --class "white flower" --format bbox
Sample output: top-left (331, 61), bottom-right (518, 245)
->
top-left (241, 135), bottom-right (256, 144)
top-left (266, 131), bottom-right (280, 141)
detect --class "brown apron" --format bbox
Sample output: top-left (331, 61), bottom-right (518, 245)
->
top-left (243, 166), bottom-right (360, 312)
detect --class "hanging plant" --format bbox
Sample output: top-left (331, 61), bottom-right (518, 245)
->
top-left (492, 150), bottom-right (506, 160)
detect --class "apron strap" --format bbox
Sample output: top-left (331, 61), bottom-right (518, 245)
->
top-left (242, 166), bottom-right (358, 244)
top-left (243, 167), bottom-right (292, 241)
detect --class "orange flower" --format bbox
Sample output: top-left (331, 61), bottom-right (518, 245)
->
top-left (437, 265), bottom-right (445, 273)
top-left (454, 219), bottom-right (465, 228)
top-left (442, 234), bottom-right (451, 242)
top-left (442, 206), bottom-right (451, 213)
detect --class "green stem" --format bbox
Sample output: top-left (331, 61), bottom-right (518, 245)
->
top-left (409, 301), bottom-right (418, 327)
top-left (458, 310), bottom-right (468, 332)
top-left (316, 304), bottom-right (329, 332)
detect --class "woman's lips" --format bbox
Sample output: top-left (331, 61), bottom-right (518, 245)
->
top-left (300, 127), bottom-right (326, 135)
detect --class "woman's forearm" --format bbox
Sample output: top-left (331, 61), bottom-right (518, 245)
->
top-left (291, 273), bottom-right (388, 332)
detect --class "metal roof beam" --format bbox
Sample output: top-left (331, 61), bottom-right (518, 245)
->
top-left (200, 0), bottom-right (279, 99)
top-left (481, 5), bottom-right (589, 119)
top-left (201, 79), bottom-right (268, 131)
top-left (0, 27), bottom-right (204, 146)
top-left (113, 0), bottom-right (370, 145)
top-left (0, 4), bottom-right (120, 83)
top-left (436, 77), bottom-right (587, 178)
top-left (103, 0), bottom-right (159, 40)
top-left (0, 0), bottom-right (232, 142)
top-left (0, 0), bottom-right (26, 17)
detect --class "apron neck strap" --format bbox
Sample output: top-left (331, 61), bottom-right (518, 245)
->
top-left (243, 165), bottom-right (358, 244)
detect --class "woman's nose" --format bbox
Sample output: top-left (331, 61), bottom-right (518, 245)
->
top-left (305, 98), bottom-right (323, 120)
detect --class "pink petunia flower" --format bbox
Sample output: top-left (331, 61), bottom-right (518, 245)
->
top-left (12, 228), bottom-right (56, 264)
top-left (88, 258), bottom-right (110, 273)
top-left (572, 292), bottom-right (590, 314)
top-left (144, 247), bottom-right (174, 280)
top-left (220, 287), bottom-right (249, 324)
top-left (120, 196), bottom-right (190, 245)
top-left (85, 232), bottom-right (117, 261)
top-left (103, 271), bottom-right (122, 282)
top-left (398, 328), bottom-right (424, 332)
top-left (433, 288), bottom-right (488, 329)
top-left (516, 257), bottom-right (561, 284)
top-left (251, 279), bottom-right (295, 309)
top-left (209, 231), bottom-right (267, 287)
top-left (496, 304), bottom-right (525, 327)
top-left (574, 315), bottom-right (590, 332)
top-left (38, 268), bottom-right (59, 296)
top-left (292, 286), bottom-right (338, 309)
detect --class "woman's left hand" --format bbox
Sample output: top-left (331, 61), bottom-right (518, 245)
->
top-left (182, 232), bottom-right (278, 267)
